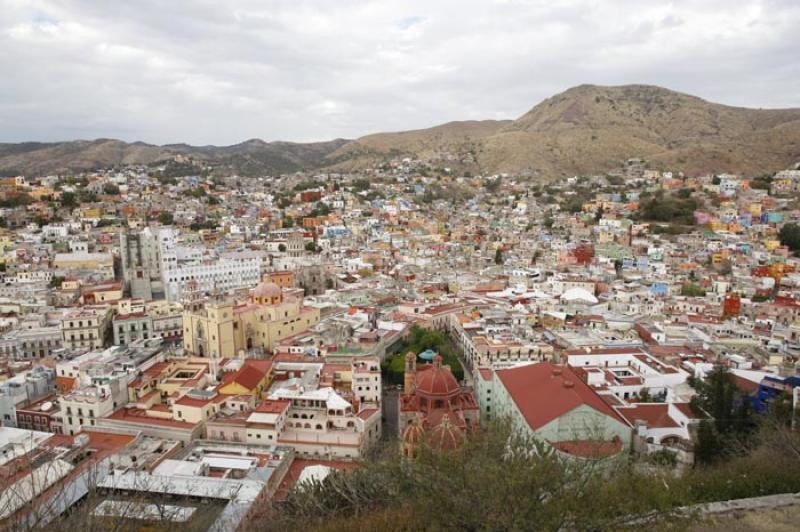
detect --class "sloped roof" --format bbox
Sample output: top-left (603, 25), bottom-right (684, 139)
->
top-left (617, 403), bottom-right (679, 428)
top-left (496, 362), bottom-right (630, 431)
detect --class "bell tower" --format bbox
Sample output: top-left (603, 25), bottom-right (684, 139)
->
top-left (404, 352), bottom-right (417, 396)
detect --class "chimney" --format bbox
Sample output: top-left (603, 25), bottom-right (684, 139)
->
top-left (552, 368), bottom-right (562, 377)
top-left (563, 380), bottom-right (574, 388)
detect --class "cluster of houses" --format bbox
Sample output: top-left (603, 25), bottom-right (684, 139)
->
top-left (0, 155), bottom-right (798, 528)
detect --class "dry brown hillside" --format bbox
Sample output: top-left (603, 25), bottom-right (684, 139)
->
top-left (327, 120), bottom-right (510, 172)
top-left (0, 138), bottom-right (350, 177)
top-left (4, 85), bottom-right (799, 178)
top-left (329, 84), bottom-right (800, 177)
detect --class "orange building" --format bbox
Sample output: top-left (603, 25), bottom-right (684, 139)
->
top-left (722, 292), bottom-right (741, 319)
top-left (265, 270), bottom-right (294, 289)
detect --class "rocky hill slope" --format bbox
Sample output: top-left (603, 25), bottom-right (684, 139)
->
top-left (330, 84), bottom-right (800, 177)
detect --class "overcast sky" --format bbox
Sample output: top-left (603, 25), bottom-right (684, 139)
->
top-left (2, 0), bottom-right (799, 145)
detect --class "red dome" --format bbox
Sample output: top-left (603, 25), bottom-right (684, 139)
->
top-left (427, 414), bottom-right (464, 450)
top-left (415, 364), bottom-right (460, 398)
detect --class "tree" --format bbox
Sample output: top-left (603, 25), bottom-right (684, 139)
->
top-left (681, 282), bottom-right (706, 297)
top-left (0, 192), bottom-right (35, 208)
top-left (278, 243), bottom-right (287, 253)
top-left (59, 192), bottom-right (78, 210)
top-left (49, 276), bottom-right (65, 288)
top-left (158, 212), bottom-right (174, 225)
top-left (693, 364), bottom-right (758, 460)
top-left (260, 419), bottom-right (712, 532)
top-left (305, 241), bottom-right (318, 252)
top-left (103, 183), bottom-right (120, 195)
top-left (695, 420), bottom-right (720, 465)
top-left (779, 223), bottom-right (800, 253)
top-left (494, 248), bottom-right (504, 265)
top-left (283, 215), bottom-right (294, 228)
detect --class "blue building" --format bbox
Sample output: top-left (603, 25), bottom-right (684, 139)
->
top-left (752, 375), bottom-right (800, 413)
top-left (650, 282), bottom-right (668, 297)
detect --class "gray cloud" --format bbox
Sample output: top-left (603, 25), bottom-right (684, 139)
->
top-left (1, 0), bottom-right (799, 144)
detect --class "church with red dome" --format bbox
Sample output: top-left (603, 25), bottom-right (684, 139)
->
top-left (399, 352), bottom-right (479, 457)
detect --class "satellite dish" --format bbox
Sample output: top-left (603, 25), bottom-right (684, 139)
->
top-left (40, 402), bottom-right (53, 412)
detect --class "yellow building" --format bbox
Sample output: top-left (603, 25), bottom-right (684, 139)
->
top-left (182, 281), bottom-right (321, 359)
top-left (81, 207), bottom-right (102, 219)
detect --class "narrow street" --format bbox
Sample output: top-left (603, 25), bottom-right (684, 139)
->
top-left (382, 383), bottom-right (399, 440)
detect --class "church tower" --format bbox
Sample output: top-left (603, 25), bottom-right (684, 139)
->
top-left (404, 351), bottom-right (417, 395)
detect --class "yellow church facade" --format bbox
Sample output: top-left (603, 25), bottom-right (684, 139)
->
top-left (182, 282), bottom-right (320, 359)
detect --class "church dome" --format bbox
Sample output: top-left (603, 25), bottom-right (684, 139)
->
top-left (427, 414), bottom-right (464, 450)
top-left (402, 416), bottom-right (426, 446)
top-left (415, 355), bottom-right (460, 398)
top-left (252, 282), bottom-right (281, 299)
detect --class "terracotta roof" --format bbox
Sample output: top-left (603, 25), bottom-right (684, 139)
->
top-left (550, 438), bottom-right (623, 459)
top-left (733, 375), bottom-right (760, 394)
top-left (107, 408), bottom-right (196, 429)
top-left (231, 361), bottom-right (271, 390)
top-left (618, 404), bottom-right (679, 428)
top-left (255, 399), bottom-right (291, 414)
top-left (496, 362), bottom-right (631, 431)
top-left (415, 363), bottom-right (460, 398)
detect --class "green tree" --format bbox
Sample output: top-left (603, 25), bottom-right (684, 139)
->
top-left (59, 191), bottom-right (78, 210)
top-left (494, 248), bottom-right (504, 265)
top-left (693, 364), bottom-right (758, 460)
top-left (0, 192), bottom-right (35, 208)
top-left (779, 223), bottom-right (800, 253)
top-left (278, 243), bottom-right (287, 253)
top-left (158, 212), bottom-right (174, 225)
top-left (695, 419), bottom-right (720, 465)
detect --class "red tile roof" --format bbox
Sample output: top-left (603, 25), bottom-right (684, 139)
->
top-left (618, 404), bottom-right (679, 428)
top-left (496, 362), bottom-right (631, 431)
top-left (255, 399), bottom-right (291, 414)
top-left (550, 438), bottom-right (623, 459)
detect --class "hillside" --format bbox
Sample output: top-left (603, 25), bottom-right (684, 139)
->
top-left (327, 120), bottom-right (511, 171)
top-left (2, 85), bottom-right (799, 178)
top-left (329, 84), bottom-right (800, 177)
top-left (0, 138), bottom-right (350, 177)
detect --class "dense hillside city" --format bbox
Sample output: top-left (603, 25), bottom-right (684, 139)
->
top-left (0, 150), bottom-right (799, 529)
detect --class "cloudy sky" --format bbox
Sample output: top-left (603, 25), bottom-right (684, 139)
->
top-left (2, 0), bottom-right (799, 145)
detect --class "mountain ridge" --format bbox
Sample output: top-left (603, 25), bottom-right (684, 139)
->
top-left (2, 84), bottom-right (799, 177)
